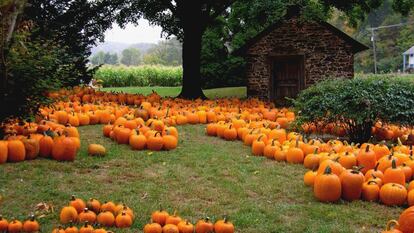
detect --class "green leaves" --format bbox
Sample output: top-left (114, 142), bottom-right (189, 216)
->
top-left (95, 65), bottom-right (183, 87)
top-left (293, 76), bottom-right (414, 142)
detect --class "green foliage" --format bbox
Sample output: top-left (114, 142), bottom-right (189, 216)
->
top-left (120, 47), bottom-right (141, 66)
top-left (143, 38), bottom-right (182, 66)
top-left (293, 76), bottom-right (414, 142)
top-left (94, 65), bottom-right (182, 87)
top-left (1, 30), bottom-right (73, 122)
top-left (90, 51), bottom-right (119, 65)
top-left (24, 0), bottom-right (118, 85)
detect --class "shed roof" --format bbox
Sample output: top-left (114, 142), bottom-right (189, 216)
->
top-left (233, 14), bottom-right (369, 56)
top-left (403, 46), bottom-right (414, 55)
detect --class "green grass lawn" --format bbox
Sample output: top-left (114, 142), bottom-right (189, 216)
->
top-left (0, 124), bottom-right (403, 232)
top-left (101, 86), bottom-right (247, 99)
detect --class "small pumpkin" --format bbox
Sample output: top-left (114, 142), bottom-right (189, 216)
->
top-left (64, 222), bottom-right (79, 233)
top-left (0, 215), bottom-right (9, 232)
top-left (214, 217), bottom-right (235, 233)
top-left (152, 208), bottom-right (169, 226)
top-left (195, 217), bottom-right (214, 233)
top-left (165, 211), bottom-right (182, 225)
top-left (162, 224), bottom-right (179, 233)
top-left (79, 222), bottom-right (94, 233)
top-left (97, 211), bottom-right (115, 227)
top-left (100, 201), bottom-right (117, 214)
top-left (143, 222), bottom-right (162, 233)
top-left (70, 195), bottom-right (86, 214)
top-left (115, 211), bottom-right (133, 228)
top-left (87, 198), bottom-right (101, 214)
top-left (78, 208), bottom-right (97, 224)
top-left (22, 215), bottom-right (40, 232)
top-left (362, 181), bottom-right (380, 202)
top-left (60, 206), bottom-right (79, 224)
top-left (147, 132), bottom-right (164, 151)
top-left (177, 220), bottom-right (194, 233)
top-left (8, 219), bottom-right (23, 233)
top-left (87, 144), bottom-right (106, 156)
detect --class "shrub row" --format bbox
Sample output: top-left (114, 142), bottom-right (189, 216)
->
top-left (94, 65), bottom-right (182, 87)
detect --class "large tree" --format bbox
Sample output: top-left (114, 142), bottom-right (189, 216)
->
top-left (114, 0), bottom-right (414, 99)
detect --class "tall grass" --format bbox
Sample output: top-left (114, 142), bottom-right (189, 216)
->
top-left (94, 65), bottom-right (182, 87)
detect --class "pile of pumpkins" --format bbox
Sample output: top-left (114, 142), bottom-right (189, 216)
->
top-left (0, 214), bottom-right (40, 233)
top-left (205, 120), bottom-right (414, 206)
top-left (59, 196), bottom-right (134, 229)
top-left (143, 208), bottom-right (234, 233)
top-left (301, 121), bottom-right (414, 144)
top-left (0, 121), bottom-right (81, 164)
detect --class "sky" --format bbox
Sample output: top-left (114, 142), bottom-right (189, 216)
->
top-left (104, 19), bottom-right (164, 44)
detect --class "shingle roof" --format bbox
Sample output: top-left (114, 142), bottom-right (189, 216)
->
top-left (403, 46), bottom-right (414, 55)
top-left (233, 14), bottom-right (369, 56)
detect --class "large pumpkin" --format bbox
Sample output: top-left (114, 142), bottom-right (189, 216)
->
top-left (52, 136), bottom-right (77, 161)
top-left (7, 140), bottom-right (26, 162)
top-left (314, 166), bottom-right (342, 202)
top-left (398, 206), bottom-right (414, 233)
top-left (380, 183), bottom-right (407, 206)
top-left (340, 168), bottom-right (364, 201)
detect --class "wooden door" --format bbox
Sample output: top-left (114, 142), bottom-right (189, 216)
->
top-left (271, 56), bottom-right (304, 105)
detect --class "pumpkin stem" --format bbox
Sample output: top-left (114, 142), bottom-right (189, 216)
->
top-left (391, 159), bottom-right (397, 169)
top-left (313, 148), bottom-right (318, 154)
top-left (71, 195), bottom-right (76, 201)
top-left (386, 220), bottom-right (399, 231)
top-left (374, 162), bottom-right (379, 171)
top-left (367, 180), bottom-right (378, 185)
top-left (29, 214), bottom-right (35, 221)
top-left (365, 145), bottom-right (370, 153)
top-left (324, 166), bottom-right (332, 175)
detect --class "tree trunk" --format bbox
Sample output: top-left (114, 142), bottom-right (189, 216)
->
top-left (177, 2), bottom-right (207, 99)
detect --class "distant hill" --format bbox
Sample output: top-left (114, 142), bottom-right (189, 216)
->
top-left (91, 41), bottom-right (156, 55)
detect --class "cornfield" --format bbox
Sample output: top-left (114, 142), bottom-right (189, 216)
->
top-left (94, 65), bottom-right (182, 87)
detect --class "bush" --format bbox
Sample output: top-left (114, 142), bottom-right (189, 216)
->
top-left (94, 65), bottom-right (182, 87)
top-left (293, 77), bottom-right (414, 143)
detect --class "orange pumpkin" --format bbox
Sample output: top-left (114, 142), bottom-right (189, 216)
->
top-left (8, 219), bottom-right (23, 233)
top-left (177, 220), bottom-right (194, 233)
top-left (214, 217), bottom-right (234, 233)
top-left (340, 168), bottom-right (364, 201)
top-left (97, 211), bottom-right (115, 227)
top-left (143, 222), bottom-right (162, 233)
top-left (162, 224), bottom-right (179, 233)
top-left (0, 215), bottom-right (9, 232)
top-left (362, 180), bottom-right (380, 202)
top-left (380, 183), bottom-right (407, 206)
top-left (195, 217), bottom-right (214, 233)
top-left (60, 206), bottom-right (79, 224)
top-left (0, 141), bottom-right (8, 164)
top-left (22, 215), bottom-right (40, 232)
top-left (314, 166), bottom-right (341, 202)
top-left (115, 212), bottom-right (132, 228)
top-left (398, 206), bottom-right (414, 233)
top-left (7, 140), bottom-right (26, 162)
top-left (152, 209), bottom-right (169, 226)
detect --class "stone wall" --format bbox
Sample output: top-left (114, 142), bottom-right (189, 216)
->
top-left (246, 17), bottom-right (355, 100)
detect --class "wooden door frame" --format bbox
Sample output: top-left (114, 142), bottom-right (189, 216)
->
top-left (268, 54), bottom-right (305, 101)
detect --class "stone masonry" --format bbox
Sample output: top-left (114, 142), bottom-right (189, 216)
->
top-left (245, 17), bottom-right (357, 100)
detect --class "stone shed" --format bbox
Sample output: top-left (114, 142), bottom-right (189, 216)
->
top-left (234, 9), bottom-right (369, 104)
